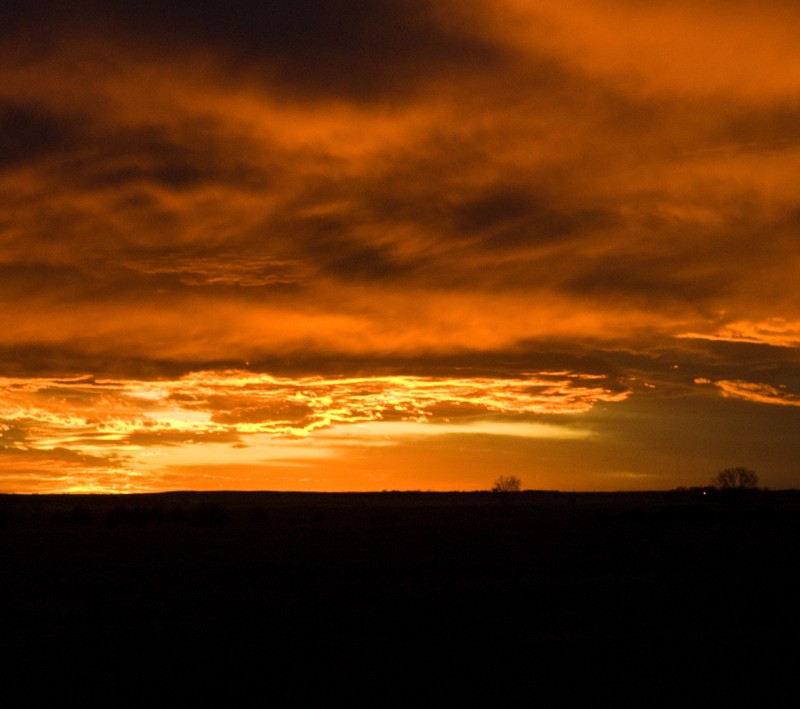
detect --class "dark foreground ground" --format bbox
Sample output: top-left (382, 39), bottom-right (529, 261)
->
top-left (2, 489), bottom-right (800, 703)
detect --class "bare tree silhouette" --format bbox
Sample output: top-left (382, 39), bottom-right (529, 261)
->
top-left (492, 475), bottom-right (522, 493)
top-left (714, 467), bottom-right (759, 490)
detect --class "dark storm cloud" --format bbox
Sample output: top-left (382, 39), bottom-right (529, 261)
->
top-left (688, 340), bottom-right (800, 387)
top-left (0, 344), bottom-right (249, 379)
top-left (2, 0), bottom-right (796, 357)
top-left (0, 105), bottom-right (288, 294)
top-left (69, 121), bottom-right (273, 194)
top-left (273, 211), bottom-right (419, 282)
top-left (4, 0), bottom-right (506, 102)
top-left (0, 101), bottom-right (73, 169)
top-left (321, 240), bottom-right (415, 281)
top-left (452, 188), bottom-right (619, 251)
top-left (0, 262), bottom-right (95, 295)
top-left (561, 253), bottom-right (732, 306)
top-left (3, 0), bottom-right (691, 302)
top-left (713, 101), bottom-right (800, 153)
top-left (118, 0), bottom-right (507, 101)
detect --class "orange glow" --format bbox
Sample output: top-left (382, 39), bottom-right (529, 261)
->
top-left (2, 1), bottom-right (800, 492)
top-left (492, 1), bottom-right (800, 98)
top-left (0, 370), bottom-right (627, 492)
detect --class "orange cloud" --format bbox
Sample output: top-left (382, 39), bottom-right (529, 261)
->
top-left (713, 380), bottom-right (800, 408)
top-left (679, 319), bottom-right (800, 349)
top-left (2, 1), bottom-right (800, 492)
top-left (0, 369), bottom-right (626, 491)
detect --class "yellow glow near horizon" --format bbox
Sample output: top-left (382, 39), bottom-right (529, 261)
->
top-left (0, 369), bottom-right (625, 492)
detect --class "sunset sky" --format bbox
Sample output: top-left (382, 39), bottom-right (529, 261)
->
top-left (2, 0), bottom-right (800, 492)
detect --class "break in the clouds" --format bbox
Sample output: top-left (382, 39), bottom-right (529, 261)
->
top-left (1, 1), bottom-right (800, 491)
top-left (0, 371), bottom-right (621, 492)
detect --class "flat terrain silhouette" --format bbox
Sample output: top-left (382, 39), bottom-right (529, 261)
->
top-left (3, 489), bottom-right (799, 702)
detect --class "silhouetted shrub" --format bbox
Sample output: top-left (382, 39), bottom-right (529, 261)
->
top-left (492, 475), bottom-right (522, 493)
top-left (714, 467), bottom-right (759, 490)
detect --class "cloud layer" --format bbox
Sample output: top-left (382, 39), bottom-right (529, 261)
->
top-left (2, 1), bottom-right (800, 490)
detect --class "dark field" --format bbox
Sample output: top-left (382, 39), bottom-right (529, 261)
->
top-left (3, 489), bottom-right (800, 703)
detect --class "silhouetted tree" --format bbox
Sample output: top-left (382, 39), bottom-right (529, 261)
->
top-left (714, 467), bottom-right (759, 490)
top-left (492, 475), bottom-right (522, 493)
